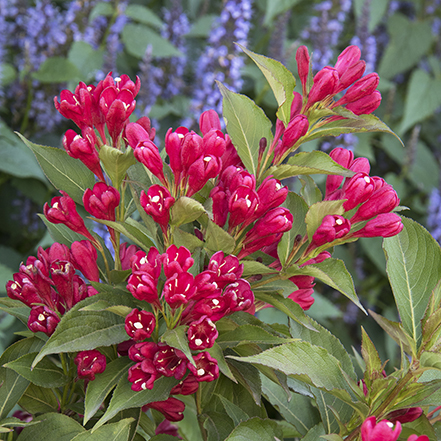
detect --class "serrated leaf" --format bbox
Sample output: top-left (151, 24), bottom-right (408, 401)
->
top-left (254, 291), bottom-right (317, 331)
top-left (84, 357), bottom-right (132, 424)
top-left (227, 358), bottom-right (262, 405)
top-left (383, 217), bottom-right (441, 346)
top-left (19, 383), bottom-right (59, 414)
top-left (99, 145), bottom-right (136, 190)
top-left (420, 352), bottom-right (441, 371)
top-left (207, 342), bottom-right (236, 382)
top-left (16, 413), bottom-right (85, 440)
top-left (241, 261), bottom-right (276, 277)
top-left (261, 375), bottom-right (319, 436)
top-left (72, 418), bottom-right (133, 441)
top-left (94, 376), bottom-right (178, 430)
top-left (218, 82), bottom-right (273, 175)
top-left (204, 219), bottom-right (235, 254)
top-left (17, 133), bottom-right (95, 204)
top-left (4, 353), bottom-right (68, 388)
top-left (217, 395), bottom-right (250, 426)
top-left (228, 341), bottom-right (355, 394)
top-left (225, 417), bottom-right (283, 441)
top-left (203, 411), bottom-right (235, 441)
top-left (161, 326), bottom-right (195, 367)
top-left (170, 196), bottom-right (206, 226)
top-left (238, 44), bottom-right (295, 125)
top-left (361, 327), bottom-right (382, 380)
top-left (266, 151), bottom-right (355, 181)
top-left (173, 227), bottom-right (204, 252)
top-left (302, 114), bottom-right (401, 145)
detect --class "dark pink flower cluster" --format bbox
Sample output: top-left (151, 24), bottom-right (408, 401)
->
top-left (309, 147), bottom-right (402, 250)
top-left (361, 416), bottom-right (428, 441)
top-left (55, 73), bottom-right (140, 148)
top-left (124, 246), bottom-right (253, 401)
top-left (6, 242), bottom-right (99, 335)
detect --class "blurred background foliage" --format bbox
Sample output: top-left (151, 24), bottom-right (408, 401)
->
top-left (0, 0), bottom-right (440, 367)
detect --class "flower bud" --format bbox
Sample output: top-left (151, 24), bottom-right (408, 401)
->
top-left (361, 416), bottom-right (401, 441)
top-left (312, 215), bottom-right (351, 246)
top-left (74, 349), bottom-right (106, 381)
top-left (407, 436), bottom-right (429, 441)
top-left (83, 182), bottom-right (120, 221)
top-left (165, 127), bottom-right (189, 177)
top-left (335, 72), bottom-right (380, 107)
top-left (352, 213), bottom-right (403, 238)
top-left (202, 129), bottom-right (226, 157)
top-left (143, 397), bottom-right (185, 422)
top-left (199, 109), bottom-right (222, 135)
top-left (296, 46), bottom-right (310, 95)
top-left (133, 140), bottom-right (165, 184)
top-left (336, 60), bottom-right (366, 92)
top-left (325, 148), bottom-right (354, 197)
top-left (70, 240), bottom-right (100, 282)
top-left (44, 191), bottom-right (94, 241)
top-left (119, 243), bottom-right (139, 271)
top-left (187, 154), bottom-right (222, 196)
top-left (181, 132), bottom-right (204, 173)
top-left (288, 275), bottom-right (315, 310)
top-left (386, 407), bottom-right (423, 424)
top-left (334, 45), bottom-right (361, 75)
top-left (342, 172), bottom-right (375, 211)
top-left (256, 177), bottom-right (288, 217)
top-left (170, 373), bottom-right (199, 395)
top-left (244, 208), bottom-right (293, 244)
top-left (346, 91), bottom-right (382, 115)
top-left (274, 115), bottom-right (309, 163)
top-left (290, 91), bottom-right (303, 118)
top-left (125, 308), bottom-right (156, 341)
top-left (140, 185), bottom-right (175, 231)
top-left (210, 185), bottom-right (229, 227)
top-left (307, 67), bottom-right (339, 107)
top-left (28, 305), bottom-right (60, 336)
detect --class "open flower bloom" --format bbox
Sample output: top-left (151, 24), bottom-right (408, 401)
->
top-left (361, 416), bottom-right (401, 441)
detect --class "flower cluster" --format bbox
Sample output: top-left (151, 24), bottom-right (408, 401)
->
top-left (6, 241), bottom-right (99, 336)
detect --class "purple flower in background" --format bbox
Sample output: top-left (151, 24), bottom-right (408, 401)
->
top-left (321, 133), bottom-right (358, 153)
top-left (301, 0), bottom-right (352, 71)
top-left (428, 187), bottom-right (441, 243)
top-left (190, 0), bottom-right (253, 119)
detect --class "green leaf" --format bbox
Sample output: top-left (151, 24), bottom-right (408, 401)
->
top-left (0, 297), bottom-right (31, 324)
top-left (122, 24), bottom-right (182, 58)
top-left (304, 200), bottom-right (345, 242)
top-left (90, 2), bottom-right (113, 21)
top-left (238, 44), bottom-right (296, 125)
top-left (94, 376), bottom-right (178, 430)
top-left (204, 219), bottom-right (235, 254)
top-left (170, 196), bottom-right (206, 226)
top-left (225, 417), bottom-right (283, 441)
top-left (4, 352), bottom-right (68, 388)
top-left (72, 418), bottom-right (133, 441)
top-left (84, 357), bottom-right (132, 424)
top-left (99, 145), bottom-right (136, 189)
top-left (399, 69), bottom-right (441, 134)
top-left (32, 57), bottom-right (80, 83)
top-left (19, 383), bottom-right (59, 414)
top-left (290, 317), bottom-right (355, 380)
top-left (218, 82), bottom-right (273, 175)
top-left (361, 327), bottom-right (382, 379)
top-left (263, 0), bottom-right (303, 25)
top-left (369, 310), bottom-right (415, 356)
top-left (203, 411), bottom-right (235, 441)
top-left (0, 337), bottom-right (44, 419)
top-left (173, 227), bottom-right (204, 252)
top-left (228, 341), bottom-right (355, 393)
top-left (206, 343), bottom-right (236, 382)
top-left (303, 424), bottom-right (326, 441)
top-left (16, 413), bottom-right (85, 440)
top-left (253, 291), bottom-right (317, 332)
top-left (378, 14), bottom-right (433, 80)
top-left (124, 4), bottom-right (163, 28)
top-left (217, 395), bottom-right (250, 426)
top-left (420, 352), bottom-right (441, 371)
top-left (241, 261), bottom-right (275, 277)
top-left (227, 357), bottom-right (262, 405)
top-left (32, 302), bottom-right (128, 368)
top-left (17, 133), bottom-right (95, 204)
top-left (266, 151), bottom-right (355, 181)
top-left (261, 375), bottom-right (319, 436)
top-left (161, 326), bottom-right (195, 367)
top-left (303, 114), bottom-right (401, 145)
top-left (217, 324), bottom-right (294, 348)
top-left (383, 216), bottom-right (441, 346)
top-left (288, 258), bottom-right (365, 313)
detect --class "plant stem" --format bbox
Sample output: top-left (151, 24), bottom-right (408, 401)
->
top-left (195, 387), bottom-right (208, 441)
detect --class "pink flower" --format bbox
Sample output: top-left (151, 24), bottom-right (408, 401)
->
top-left (162, 245), bottom-right (194, 279)
top-left (153, 344), bottom-right (187, 379)
top-left (140, 185), bottom-right (175, 233)
top-left (187, 351), bottom-right (219, 383)
top-left (83, 182), bottom-right (120, 221)
top-left (143, 397), bottom-right (185, 422)
top-left (125, 308), bottom-right (156, 341)
top-left (296, 45), bottom-right (310, 96)
top-left (162, 272), bottom-right (196, 309)
top-left (127, 272), bottom-right (159, 305)
top-left (28, 305), bottom-right (60, 336)
top-left (307, 67), bottom-right (339, 108)
top-left (352, 213), bottom-right (403, 238)
top-left (187, 316), bottom-right (218, 350)
top-left (70, 240), bottom-right (100, 282)
top-left (74, 349), bottom-right (106, 381)
top-left (361, 416), bottom-right (401, 441)
top-left (312, 215), bottom-right (351, 246)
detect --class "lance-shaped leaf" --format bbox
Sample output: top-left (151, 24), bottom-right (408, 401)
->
top-left (287, 258), bottom-right (365, 313)
top-left (227, 357), bottom-right (262, 405)
top-left (71, 418), bottom-right (133, 441)
top-left (238, 44), bottom-right (296, 125)
top-left (361, 327), bottom-right (382, 380)
top-left (93, 376), bottom-right (178, 430)
top-left (266, 151), bottom-right (355, 181)
top-left (32, 294), bottom-right (132, 368)
top-left (204, 219), bottom-right (235, 254)
top-left (224, 417), bottom-right (283, 441)
top-left (216, 324), bottom-right (296, 349)
top-left (17, 133), bottom-right (95, 204)
top-left (173, 227), bottom-right (204, 252)
top-left (16, 413), bottom-right (85, 440)
top-left (383, 216), bottom-right (441, 346)
top-left (99, 145), bottom-right (136, 189)
top-left (228, 341), bottom-right (355, 393)
top-left (218, 82), bottom-right (273, 175)
top-left (170, 196), bottom-right (206, 226)
top-left (0, 337), bottom-right (44, 419)
top-left (253, 291), bottom-right (317, 331)
top-left (241, 261), bottom-right (276, 277)
top-left (369, 310), bottom-right (415, 356)
top-left (302, 113), bottom-right (402, 145)
top-left (0, 297), bottom-right (31, 325)
top-left (4, 353), bottom-right (68, 388)
top-left (161, 325), bottom-right (195, 367)
top-left (207, 343), bottom-right (236, 382)
top-left (84, 357), bottom-right (133, 424)
top-left (217, 395), bottom-right (250, 426)
top-left (261, 375), bottom-right (319, 436)
top-left (19, 383), bottom-right (59, 414)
